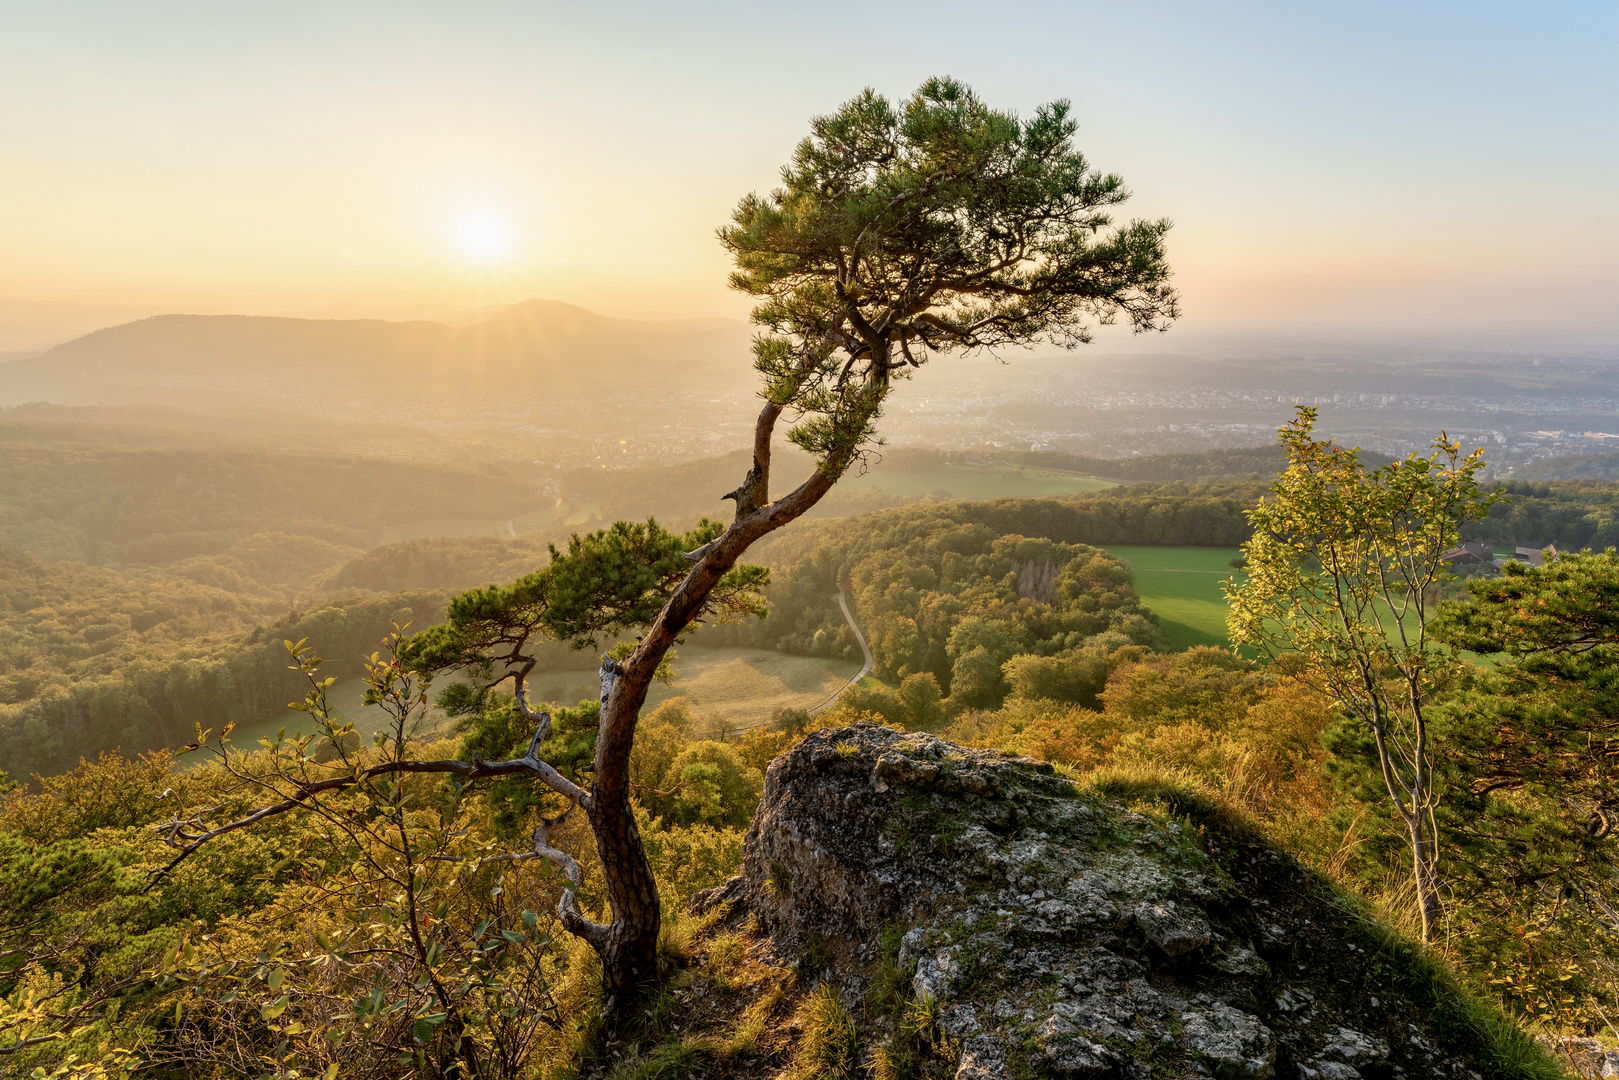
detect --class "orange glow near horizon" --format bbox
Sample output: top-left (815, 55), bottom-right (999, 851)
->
top-left (0, 4), bottom-right (1613, 342)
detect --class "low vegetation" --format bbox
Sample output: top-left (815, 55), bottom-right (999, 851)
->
top-left (0, 143), bottom-right (1612, 1080)
top-left (7, 536), bottom-right (1619, 1074)
top-left (1105, 544), bottom-right (1245, 647)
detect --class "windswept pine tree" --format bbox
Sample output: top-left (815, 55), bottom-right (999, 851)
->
top-left (142, 76), bottom-right (1180, 1034)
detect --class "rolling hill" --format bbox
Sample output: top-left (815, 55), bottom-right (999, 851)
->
top-left (0, 299), bottom-right (755, 416)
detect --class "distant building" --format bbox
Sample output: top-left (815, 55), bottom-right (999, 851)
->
top-left (1442, 542), bottom-right (1494, 566)
top-left (1514, 544), bottom-right (1558, 567)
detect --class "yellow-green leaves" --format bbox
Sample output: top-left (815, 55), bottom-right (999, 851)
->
top-left (1223, 406), bottom-right (1501, 943)
top-left (1224, 406), bottom-right (1499, 683)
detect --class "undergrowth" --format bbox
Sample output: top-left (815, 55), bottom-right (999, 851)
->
top-left (788, 982), bottom-right (860, 1079)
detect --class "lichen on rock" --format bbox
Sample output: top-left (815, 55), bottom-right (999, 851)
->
top-left (687, 723), bottom-right (1543, 1079)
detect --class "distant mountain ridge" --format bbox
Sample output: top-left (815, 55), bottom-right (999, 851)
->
top-left (0, 299), bottom-right (755, 414)
top-left (0, 297), bottom-right (168, 353)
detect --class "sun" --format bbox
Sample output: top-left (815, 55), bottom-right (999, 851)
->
top-left (454, 212), bottom-right (511, 261)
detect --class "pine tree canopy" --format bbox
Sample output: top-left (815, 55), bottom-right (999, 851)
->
top-left (1432, 550), bottom-right (1619, 836)
top-left (402, 517), bottom-right (769, 671)
top-left (719, 75), bottom-right (1178, 465)
top-left (1434, 549), bottom-right (1619, 660)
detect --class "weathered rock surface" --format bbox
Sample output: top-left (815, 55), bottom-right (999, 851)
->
top-left (1539, 1036), bottom-right (1619, 1080)
top-left (692, 723), bottom-right (1534, 1079)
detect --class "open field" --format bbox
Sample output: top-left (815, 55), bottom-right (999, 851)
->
top-left (842, 462), bottom-right (1114, 500)
top-left (1105, 545), bottom-right (1243, 649)
top-left (182, 672), bottom-right (469, 768)
top-left (526, 646), bottom-right (860, 732)
top-left (201, 646), bottom-right (861, 765)
top-left (1107, 545), bottom-right (1495, 666)
top-left (510, 500), bottom-right (603, 532)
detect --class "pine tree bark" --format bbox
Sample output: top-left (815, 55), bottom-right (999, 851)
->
top-left (580, 397), bottom-right (847, 1001)
top-left (588, 787), bottom-right (662, 1001)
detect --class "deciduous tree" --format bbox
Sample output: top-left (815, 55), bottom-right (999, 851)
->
top-left (1224, 407), bottom-right (1498, 942)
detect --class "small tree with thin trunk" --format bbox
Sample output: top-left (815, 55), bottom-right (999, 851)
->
top-left (1224, 407), bottom-right (1498, 942)
top-left (153, 75), bottom-right (1178, 1008)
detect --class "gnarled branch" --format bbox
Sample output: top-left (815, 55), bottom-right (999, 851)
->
top-left (480, 804), bottom-right (608, 948)
top-left (146, 715), bottom-right (591, 890)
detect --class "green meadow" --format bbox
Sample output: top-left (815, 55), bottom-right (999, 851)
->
top-left (1106, 545), bottom-right (1243, 649)
top-left (1108, 544), bottom-right (1495, 665)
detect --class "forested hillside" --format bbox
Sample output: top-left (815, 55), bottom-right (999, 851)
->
top-left (1001, 443), bottom-right (1305, 480)
top-left (1467, 479), bottom-right (1619, 548)
top-left (8, 434), bottom-right (1619, 1071)
top-left (0, 547), bottom-right (260, 708)
top-left (6, 423), bottom-right (1618, 790)
top-left (0, 441), bottom-right (534, 566)
top-left (699, 488), bottom-right (1257, 663)
top-left (0, 300), bottom-right (754, 414)
top-left (1511, 452), bottom-right (1619, 482)
top-left (311, 534), bottom-right (555, 594)
top-left (0, 478), bottom-right (1251, 781)
top-left (0, 586), bottom-right (451, 779)
top-left (11, 541), bottom-right (1618, 1073)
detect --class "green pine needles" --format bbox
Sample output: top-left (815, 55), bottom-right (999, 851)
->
top-left (720, 75), bottom-right (1178, 473)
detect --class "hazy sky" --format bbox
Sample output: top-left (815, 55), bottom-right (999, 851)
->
top-left (2, 1), bottom-right (1614, 340)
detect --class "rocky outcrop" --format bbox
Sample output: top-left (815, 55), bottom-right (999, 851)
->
top-left (694, 723), bottom-right (1535, 1080)
top-left (1539, 1036), bottom-right (1619, 1080)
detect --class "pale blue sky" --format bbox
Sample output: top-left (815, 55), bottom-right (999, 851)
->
top-left (1, 0), bottom-right (1613, 338)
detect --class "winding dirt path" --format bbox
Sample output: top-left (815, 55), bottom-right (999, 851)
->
top-left (714, 588), bottom-right (875, 734)
top-left (809, 588), bottom-right (874, 714)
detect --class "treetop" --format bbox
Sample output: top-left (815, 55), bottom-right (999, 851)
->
top-left (719, 75), bottom-right (1179, 473)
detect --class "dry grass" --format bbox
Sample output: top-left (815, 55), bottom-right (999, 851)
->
top-left (588, 907), bottom-right (803, 1080)
top-left (530, 646), bottom-right (860, 732)
top-left (784, 982), bottom-right (861, 1079)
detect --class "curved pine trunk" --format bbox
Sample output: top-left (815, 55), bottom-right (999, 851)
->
top-left (589, 789), bottom-right (662, 1002)
top-left (578, 395), bottom-right (853, 1000)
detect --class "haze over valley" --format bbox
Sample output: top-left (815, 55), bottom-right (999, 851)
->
top-left (6, 298), bottom-right (1615, 479)
top-left (5, 3), bottom-right (1619, 1075)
